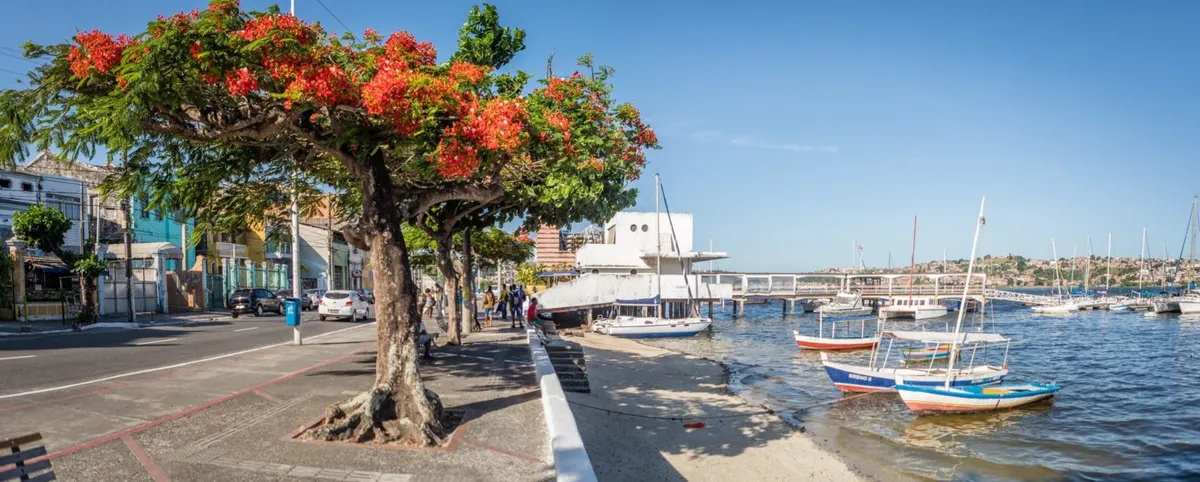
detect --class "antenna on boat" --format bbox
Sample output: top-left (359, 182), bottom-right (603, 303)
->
top-left (944, 197), bottom-right (986, 389)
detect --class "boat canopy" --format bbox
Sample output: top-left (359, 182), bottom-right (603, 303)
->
top-left (822, 315), bottom-right (877, 323)
top-left (615, 295), bottom-right (661, 306)
top-left (883, 330), bottom-right (1009, 344)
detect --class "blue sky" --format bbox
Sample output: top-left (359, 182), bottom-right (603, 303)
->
top-left (3, 1), bottom-right (1199, 271)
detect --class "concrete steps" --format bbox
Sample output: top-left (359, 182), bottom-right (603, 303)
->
top-left (540, 319), bottom-right (591, 393)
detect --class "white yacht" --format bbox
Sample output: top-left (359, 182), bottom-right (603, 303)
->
top-left (880, 296), bottom-right (949, 320)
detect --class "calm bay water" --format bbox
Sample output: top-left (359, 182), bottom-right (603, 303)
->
top-left (641, 298), bottom-right (1200, 481)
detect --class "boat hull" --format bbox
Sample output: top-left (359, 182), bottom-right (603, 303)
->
top-left (1032, 304), bottom-right (1079, 314)
top-left (821, 358), bottom-right (1007, 393)
top-left (895, 383), bottom-right (1059, 415)
top-left (816, 307), bottom-right (873, 317)
top-left (881, 307), bottom-right (949, 320)
top-left (1178, 301), bottom-right (1200, 314)
top-left (603, 318), bottom-right (712, 338)
top-left (793, 331), bottom-right (877, 350)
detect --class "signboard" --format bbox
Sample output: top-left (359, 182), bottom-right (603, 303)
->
top-left (216, 242), bottom-right (248, 259)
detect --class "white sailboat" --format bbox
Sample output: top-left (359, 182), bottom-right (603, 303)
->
top-left (1032, 239), bottom-right (1080, 314)
top-left (897, 197), bottom-right (1061, 415)
top-left (592, 174), bottom-right (712, 338)
top-left (880, 216), bottom-right (949, 320)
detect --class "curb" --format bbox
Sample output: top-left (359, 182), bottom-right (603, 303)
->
top-left (527, 329), bottom-right (598, 482)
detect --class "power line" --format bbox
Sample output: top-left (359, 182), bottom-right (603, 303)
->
top-left (0, 50), bottom-right (38, 64)
top-left (0, 67), bottom-right (24, 77)
top-left (312, 0), bottom-right (352, 33)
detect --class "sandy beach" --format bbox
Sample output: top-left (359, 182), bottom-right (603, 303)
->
top-left (565, 333), bottom-right (865, 481)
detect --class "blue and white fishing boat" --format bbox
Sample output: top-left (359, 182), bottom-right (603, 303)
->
top-left (896, 197), bottom-right (1062, 415)
top-left (820, 331), bottom-right (1009, 392)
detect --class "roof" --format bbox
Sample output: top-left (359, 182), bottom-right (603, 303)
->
top-left (26, 254), bottom-right (70, 273)
top-left (882, 331), bottom-right (1009, 344)
top-left (102, 242), bottom-right (183, 260)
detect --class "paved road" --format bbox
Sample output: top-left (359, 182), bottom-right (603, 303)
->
top-left (0, 309), bottom-right (375, 397)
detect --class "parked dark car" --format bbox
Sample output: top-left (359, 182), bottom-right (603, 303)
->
top-left (356, 289), bottom-right (375, 304)
top-left (303, 289), bottom-right (327, 308)
top-left (229, 288), bottom-right (283, 318)
top-left (273, 290), bottom-right (313, 311)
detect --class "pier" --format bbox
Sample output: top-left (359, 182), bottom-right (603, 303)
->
top-left (697, 272), bottom-right (989, 314)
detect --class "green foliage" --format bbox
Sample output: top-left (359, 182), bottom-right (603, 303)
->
top-left (12, 204), bottom-right (72, 254)
top-left (515, 262), bottom-right (544, 286)
top-left (451, 4), bottom-right (527, 70)
top-left (72, 254), bottom-right (106, 280)
top-left (0, 248), bottom-right (12, 290)
top-left (471, 227), bottom-right (532, 267)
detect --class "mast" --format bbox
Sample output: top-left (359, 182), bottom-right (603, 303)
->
top-left (908, 216), bottom-right (917, 303)
top-left (1085, 236), bottom-right (1092, 296)
top-left (1052, 239), bottom-right (1068, 301)
top-left (944, 197), bottom-right (986, 389)
top-left (1106, 233), bottom-right (1112, 298)
top-left (1140, 228), bottom-right (1147, 290)
top-left (1070, 245), bottom-right (1077, 289)
top-left (655, 173), bottom-right (662, 314)
top-left (852, 237), bottom-right (856, 272)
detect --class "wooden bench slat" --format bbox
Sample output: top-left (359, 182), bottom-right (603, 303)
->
top-left (22, 472), bottom-right (56, 482)
top-left (0, 434), bottom-right (42, 451)
top-left (0, 459), bottom-right (52, 481)
top-left (0, 446), bottom-right (47, 466)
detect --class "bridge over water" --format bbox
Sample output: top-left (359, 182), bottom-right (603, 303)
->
top-left (696, 272), bottom-right (1059, 313)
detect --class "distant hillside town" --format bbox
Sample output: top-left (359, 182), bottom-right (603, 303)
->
top-left (815, 254), bottom-right (1194, 288)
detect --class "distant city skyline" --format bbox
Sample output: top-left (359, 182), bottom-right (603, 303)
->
top-left (4, 1), bottom-right (1200, 271)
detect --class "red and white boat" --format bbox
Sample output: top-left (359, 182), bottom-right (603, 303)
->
top-left (793, 313), bottom-right (879, 350)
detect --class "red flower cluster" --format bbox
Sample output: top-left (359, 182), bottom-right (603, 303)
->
top-left (224, 67), bottom-right (258, 96)
top-left (472, 99), bottom-right (526, 151)
top-left (363, 59), bottom-right (457, 134)
top-left (67, 30), bottom-right (136, 79)
top-left (448, 61), bottom-right (487, 84)
top-left (580, 157), bottom-right (604, 172)
top-left (363, 28), bottom-right (381, 43)
top-left (384, 32), bottom-right (436, 67)
top-left (434, 138), bottom-right (479, 178)
top-left (235, 14), bottom-right (317, 46)
top-left (209, 0), bottom-right (238, 13)
top-left (543, 72), bottom-right (586, 102)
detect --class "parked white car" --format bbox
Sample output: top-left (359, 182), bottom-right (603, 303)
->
top-left (318, 290), bottom-right (371, 322)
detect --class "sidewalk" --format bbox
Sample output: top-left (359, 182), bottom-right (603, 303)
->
top-left (565, 334), bottom-right (864, 481)
top-left (0, 323), bottom-right (550, 481)
top-left (0, 312), bottom-right (235, 336)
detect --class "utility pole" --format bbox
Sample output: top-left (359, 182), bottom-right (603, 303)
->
top-left (79, 181), bottom-right (87, 253)
top-left (93, 195), bottom-right (100, 254)
top-left (327, 195), bottom-right (334, 290)
top-left (122, 197), bottom-right (134, 323)
top-left (289, 0), bottom-right (302, 345)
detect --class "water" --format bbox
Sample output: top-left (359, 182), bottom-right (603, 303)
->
top-left (640, 299), bottom-right (1200, 481)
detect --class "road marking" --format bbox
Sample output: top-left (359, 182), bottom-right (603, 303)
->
top-left (0, 322), bottom-right (375, 400)
top-left (234, 327), bottom-right (259, 332)
top-left (135, 338), bottom-right (178, 346)
top-left (0, 355), bottom-right (36, 362)
top-left (122, 435), bottom-right (170, 482)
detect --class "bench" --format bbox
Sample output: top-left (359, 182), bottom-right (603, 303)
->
top-left (0, 433), bottom-right (55, 482)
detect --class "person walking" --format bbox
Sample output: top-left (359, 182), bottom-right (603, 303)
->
top-left (509, 284), bottom-right (522, 323)
top-left (498, 285), bottom-right (509, 322)
top-left (434, 283), bottom-right (445, 318)
top-left (483, 286), bottom-right (496, 325)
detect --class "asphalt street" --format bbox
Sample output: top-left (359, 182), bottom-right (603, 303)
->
top-left (0, 308), bottom-right (375, 397)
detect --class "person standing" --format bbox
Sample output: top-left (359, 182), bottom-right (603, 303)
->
top-left (417, 287), bottom-right (429, 319)
top-left (509, 284), bottom-right (522, 323)
top-left (434, 283), bottom-right (445, 318)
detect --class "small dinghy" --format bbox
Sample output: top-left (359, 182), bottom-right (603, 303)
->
top-left (793, 313), bottom-right (878, 350)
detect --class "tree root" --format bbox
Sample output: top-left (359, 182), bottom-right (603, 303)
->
top-left (302, 386), bottom-right (446, 446)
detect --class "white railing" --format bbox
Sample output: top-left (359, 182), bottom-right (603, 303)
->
top-left (698, 273), bottom-right (988, 298)
top-left (983, 289), bottom-right (1060, 306)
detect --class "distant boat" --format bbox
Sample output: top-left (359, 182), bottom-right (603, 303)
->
top-left (814, 291), bottom-right (872, 317)
top-left (820, 331), bottom-right (1009, 392)
top-left (880, 296), bottom-right (949, 320)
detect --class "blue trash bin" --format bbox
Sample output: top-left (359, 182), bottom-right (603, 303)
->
top-left (285, 298), bottom-right (302, 326)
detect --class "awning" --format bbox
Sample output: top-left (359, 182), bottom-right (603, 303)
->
top-left (883, 330), bottom-right (1009, 344)
top-left (103, 242), bottom-right (184, 260)
top-left (615, 295), bottom-right (661, 306)
top-left (537, 270), bottom-right (580, 278)
top-left (26, 255), bottom-right (70, 273)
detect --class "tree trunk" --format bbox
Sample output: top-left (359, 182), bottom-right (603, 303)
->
top-left (303, 224), bottom-right (445, 446)
top-left (462, 229), bottom-right (477, 331)
top-left (435, 239), bottom-right (462, 345)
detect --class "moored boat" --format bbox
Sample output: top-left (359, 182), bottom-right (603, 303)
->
top-left (815, 291), bottom-right (872, 317)
top-left (793, 313), bottom-right (878, 350)
top-left (881, 296), bottom-right (949, 320)
top-left (895, 382), bottom-right (1060, 414)
top-left (820, 330), bottom-right (1009, 392)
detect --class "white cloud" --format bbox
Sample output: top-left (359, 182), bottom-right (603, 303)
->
top-left (686, 131), bottom-right (838, 154)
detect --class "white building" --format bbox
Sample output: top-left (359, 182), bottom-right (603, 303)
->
top-left (537, 211), bottom-right (732, 312)
top-left (0, 169), bottom-right (89, 254)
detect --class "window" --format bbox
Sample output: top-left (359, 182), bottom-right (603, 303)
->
top-left (20, 182), bottom-right (33, 192)
top-left (45, 194), bottom-right (81, 220)
top-left (630, 224), bottom-right (637, 232)
top-left (630, 269), bottom-right (638, 275)
top-left (0, 179), bottom-right (10, 189)
top-left (641, 224), bottom-right (649, 232)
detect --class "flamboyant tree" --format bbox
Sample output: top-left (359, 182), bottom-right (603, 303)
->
top-left (0, 0), bottom-right (653, 445)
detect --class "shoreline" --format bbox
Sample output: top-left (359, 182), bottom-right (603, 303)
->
top-left (564, 332), bottom-right (878, 481)
top-left (634, 340), bottom-right (919, 482)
